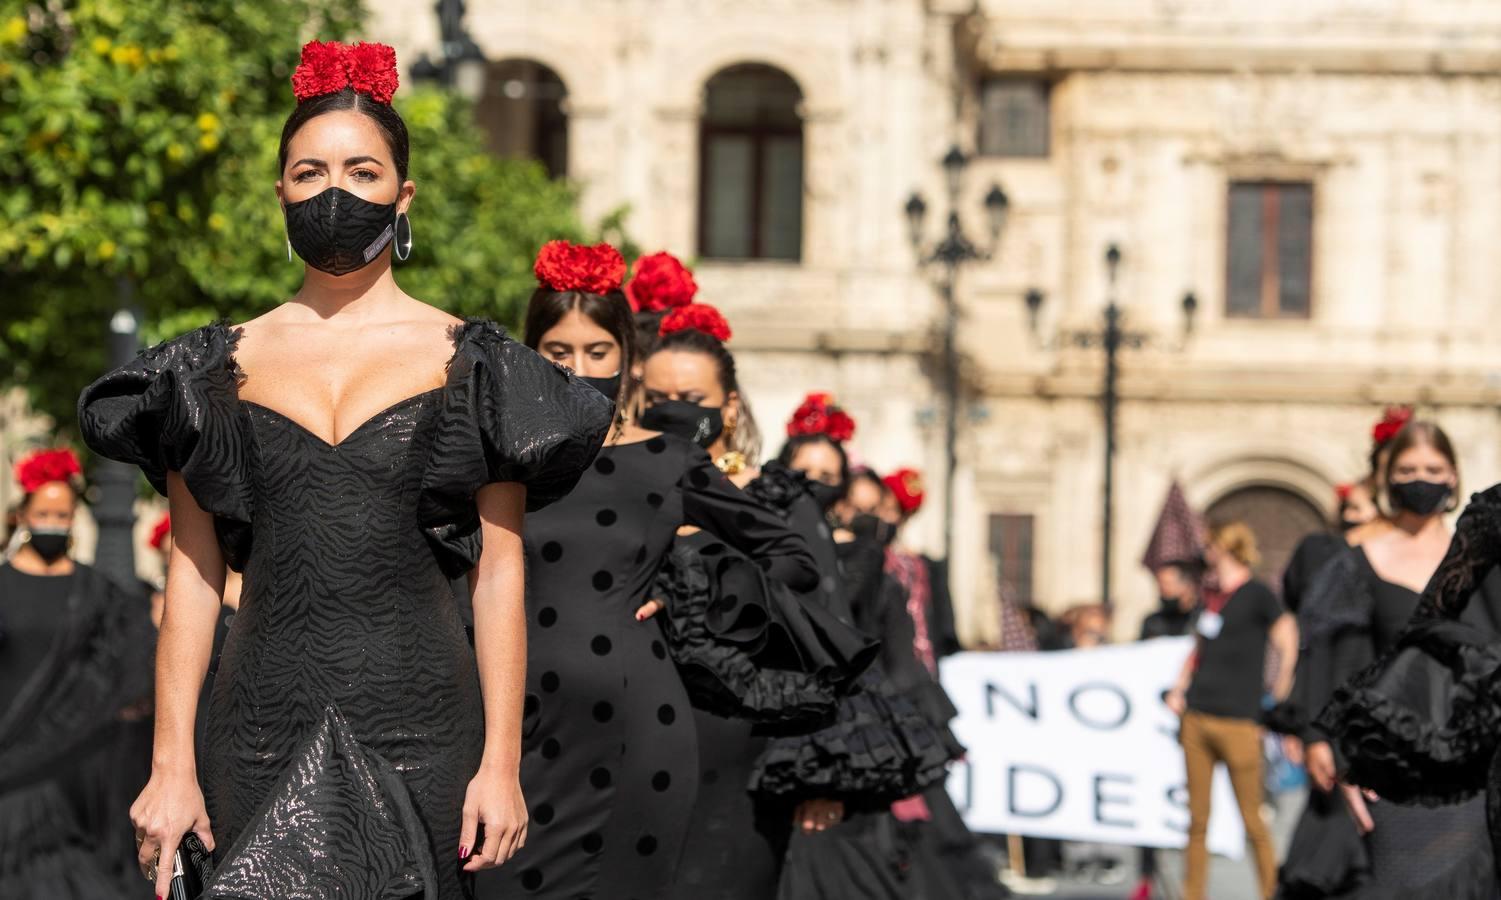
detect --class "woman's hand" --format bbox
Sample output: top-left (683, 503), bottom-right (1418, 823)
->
top-left (634, 599), bottom-right (664, 622)
top-left (1305, 741), bottom-right (1337, 793)
top-left (1340, 782), bottom-right (1376, 834)
top-left (131, 767), bottom-right (215, 900)
top-left (793, 798), bottom-right (845, 833)
top-left (459, 764), bottom-right (528, 872)
top-left (1164, 688), bottom-right (1187, 717)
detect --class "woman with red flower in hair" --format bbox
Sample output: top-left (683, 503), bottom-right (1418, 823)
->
top-left (1, 448), bottom-right (154, 899)
top-left (479, 243), bottom-right (820, 900)
top-left (80, 40), bottom-right (614, 900)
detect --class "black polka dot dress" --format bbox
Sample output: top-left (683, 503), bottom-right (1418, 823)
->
top-left (480, 434), bottom-right (819, 900)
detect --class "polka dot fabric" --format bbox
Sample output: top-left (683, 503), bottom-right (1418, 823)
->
top-left (476, 434), bottom-right (819, 900)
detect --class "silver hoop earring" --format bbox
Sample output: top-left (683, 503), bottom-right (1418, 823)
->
top-left (394, 212), bottom-right (413, 262)
top-left (286, 236), bottom-right (293, 263)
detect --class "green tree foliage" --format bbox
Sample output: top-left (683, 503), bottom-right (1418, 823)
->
top-left (1, 0), bottom-right (587, 431)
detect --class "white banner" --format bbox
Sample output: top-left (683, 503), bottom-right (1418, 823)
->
top-left (940, 637), bottom-right (1246, 858)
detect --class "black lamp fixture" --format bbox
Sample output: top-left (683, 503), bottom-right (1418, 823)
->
top-left (904, 142), bottom-right (1009, 563)
top-left (410, 0), bottom-right (487, 97)
top-left (1027, 244), bottom-right (1197, 607)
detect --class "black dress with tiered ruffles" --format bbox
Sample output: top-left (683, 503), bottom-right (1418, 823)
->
top-left (1314, 486), bottom-right (1501, 898)
top-left (79, 318), bottom-right (613, 900)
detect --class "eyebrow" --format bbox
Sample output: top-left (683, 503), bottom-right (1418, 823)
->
top-left (289, 156), bottom-right (385, 168)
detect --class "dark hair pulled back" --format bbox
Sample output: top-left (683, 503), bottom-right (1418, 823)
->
top-left (279, 88), bottom-right (411, 181)
top-left (523, 287), bottom-right (637, 411)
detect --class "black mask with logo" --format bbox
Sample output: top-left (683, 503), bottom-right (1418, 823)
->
top-left (640, 400), bottom-right (723, 449)
top-left (27, 527), bottom-right (70, 563)
top-left (579, 373), bottom-right (621, 402)
top-left (1389, 479), bottom-right (1451, 516)
top-left (284, 187), bottom-right (398, 276)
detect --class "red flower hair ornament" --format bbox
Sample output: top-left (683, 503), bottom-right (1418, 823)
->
top-left (15, 448), bottom-right (82, 494)
top-left (1334, 483), bottom-right (1355, 503)
top-left (534, 240), bottom-right (627, 295)
top-left (787, 392), bottom-right (856, 444)
top-left (884, 467), bottom-right (926, 515)
top-left (1372, 405), bottom-right (1414, 448)
top-left (291, 40), bottom-right (400, 105)
top-left (626, 252), bottom-right (699, 313)
top-left (659, 303), bottom-right (732, 342)
top-left (148, 513), bottom-right (173, 551)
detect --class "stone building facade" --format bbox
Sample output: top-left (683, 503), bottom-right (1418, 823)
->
top-left (362, 0), bottom-right (1501, 641)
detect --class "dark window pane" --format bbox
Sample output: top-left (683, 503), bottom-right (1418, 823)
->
top-left (1226, 183), bottom-right (1265, 317)
top-left (700, 65), bottom-right (804, 261)
top-left (1277, 184), bottom-right (1313, 316)
top-left (475, 59), bottom-right (569, 179)
top-left (703, 136), bottom-right (754, 259)
top-left (978, 79), bottom-right (1050, 158)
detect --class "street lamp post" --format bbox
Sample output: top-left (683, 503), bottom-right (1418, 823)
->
top-left (410, 0), bottom-right (487, 97)
top-left (1026, 249), bottom-right (1196, 606)
top-left (92, 279), bottom-right (142, 588)
top-left (905, 145), bottom-right (1009, 563)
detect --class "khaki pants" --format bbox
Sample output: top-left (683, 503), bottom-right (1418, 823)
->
top-left (1179, 710), bottom-right (1277, 900)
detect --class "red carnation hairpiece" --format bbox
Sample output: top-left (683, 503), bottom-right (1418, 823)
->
top-left (659, 303), bottom-right (732, 342)
top-left (15, 448), bottom-right (82, 494)
top-left (626, 252), bottom-right (699, 313)
top-left (291, 40), bottom-right (400, 105)
top-left (787, 392), bottom-right (856, 444)
top-left (1372, 405), bottom-right (1413, 448)
top-left (148, 513), bottom-right (172, 551)
top-left (884, 467), bottom-right (926, 515)
top-left (1334, 483), bottom-right (1354, 503)
top-left (534, 240), bottom-right (627, 295)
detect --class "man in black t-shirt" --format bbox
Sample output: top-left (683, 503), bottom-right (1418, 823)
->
top-left (1165, 524), bottom-right (1296, 900)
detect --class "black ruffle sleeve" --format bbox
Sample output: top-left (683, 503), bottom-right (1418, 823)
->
top-left (417, 318), bottom-right (613, 576)
top-left (654, 530), bottom-right (877, 725)
top-left (678, 449), bottom-right (820, 593)
top-left (78, 321), bottom-right (254, 570)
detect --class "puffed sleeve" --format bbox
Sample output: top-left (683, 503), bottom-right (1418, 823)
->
top-left (677, 447), bottom-right (820, 592)
top-left (77, 322), bottom-right (254, 570)
top-left (418, 318), bottom-right (613, 576)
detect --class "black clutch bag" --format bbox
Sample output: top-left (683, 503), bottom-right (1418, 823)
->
top-left (169, 832), bottom-right (214, 900)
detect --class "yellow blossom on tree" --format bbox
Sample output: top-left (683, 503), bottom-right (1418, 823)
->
top-left (97, 240), bottom-right (117, 260)
top-left (2, 17), bottom-right (27, 45)
top-left (166, 142), bottom-right (185, 162)
top-left (196, 112), bottom-right (221, 132)
top-left (91, 36), bottom-right (112, 55)
top-left (199, 133), bottom-right (220, 152)
top-left (207, 213), bottom-right (227, 232)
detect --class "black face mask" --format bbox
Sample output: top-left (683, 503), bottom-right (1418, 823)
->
top-left (850, 514), bottom-right (897, 547)
top-left (27, 527), bottom-right (70, 563)
top-left (806, 480), bottom-right (844, 512)
top-left (284, 187), bottom-right (397, 276)
top-left (579, 373), bottom-right (621, 402)
top-left (640, 400), bottom-right (723, 449)
top-left (1390, 479), bottom-right (1451, 516)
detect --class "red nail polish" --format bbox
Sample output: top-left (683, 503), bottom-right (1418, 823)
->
top-left (459, 845), bottom-right (468, 859)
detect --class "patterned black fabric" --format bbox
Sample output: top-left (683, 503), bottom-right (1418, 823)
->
top-left (479, 435), bottom-right (820, 900)
top-left (79, 318), bottom-right (612, 900)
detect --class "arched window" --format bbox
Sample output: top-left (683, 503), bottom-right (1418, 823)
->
top-left (699, 64), bottom-right (804, 261)
top-left (473, 59), bottom-right (568, 179)
top-left (1206, 485), bottom-right (1325, 590)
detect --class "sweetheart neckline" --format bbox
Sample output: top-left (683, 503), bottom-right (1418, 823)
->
top-left (240, 388), bottom-right (443, 449)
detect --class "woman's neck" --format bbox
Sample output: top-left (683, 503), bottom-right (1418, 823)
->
top-left (1391, 510), bottom-right (1445, 539)
top-left (1216, 560), bottom-right (1251, 594)
top-left (9, 544), bottom-right (74, 576)
top-left (289, 261), bottom-right (403, 322)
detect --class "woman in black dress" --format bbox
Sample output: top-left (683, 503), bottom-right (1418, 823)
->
top-left (635, 305), bottom-right (876, 900)
top-left (751, 418), bottom-right (962, 900)
top-left (1301, 421), bottom-right (1499, 897)
top-left (480, 249), bottom-right (821, 900)
top-left (0, 448), bottom-right (153, 899)
top-left (81, 41), bottom-right (613, 900)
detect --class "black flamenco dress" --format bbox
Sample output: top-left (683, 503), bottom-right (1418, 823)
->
top-left (1305, 518), bottom-right (1501, 899)
top-left (477, 435), bottom-right (820, 900)
top-left (79, 319), bottom-right (612, 900)
top-left (0, 562), bottom-right (154, 900)
top-left (653, 472), bottom-right (880, 900)
top-left (740, 466), bottom-right (962, 900)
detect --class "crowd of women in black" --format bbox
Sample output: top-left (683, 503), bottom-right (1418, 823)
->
top-left (0, 37), bottom-right (1014, 900)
